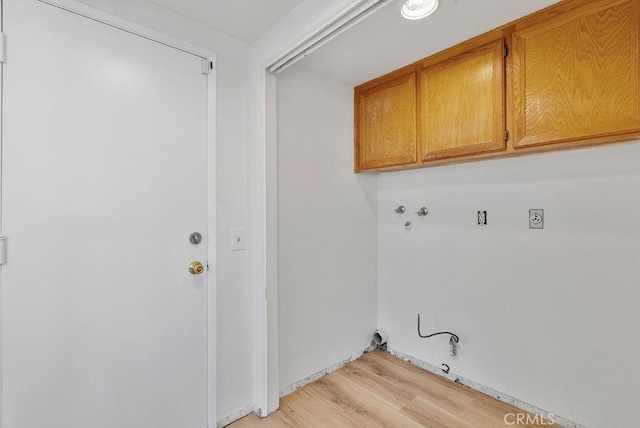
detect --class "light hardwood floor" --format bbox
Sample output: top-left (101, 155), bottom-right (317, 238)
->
top-left (228, 351), bottom-right (558, 427)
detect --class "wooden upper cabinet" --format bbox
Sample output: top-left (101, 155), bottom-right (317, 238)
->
top-left (418, 38), bottom-right (506, 161)
top-left (354, 0), bottom-right (640, 173)
top-left (355, 71), bottom-right (417, 171)
top-left (511, 0), bottom-right (640, 149)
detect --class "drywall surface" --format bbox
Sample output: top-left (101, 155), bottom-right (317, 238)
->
top-left (378, 142), bottom-right (640, 427)
top-left (276, 63), bottom-right (378, 390)
top-left (71, 0), bottom-right (253, 422)
top-left (250, 0), bottom-right (382, 412)
top-left (251, 0), bottom-right (371, 66)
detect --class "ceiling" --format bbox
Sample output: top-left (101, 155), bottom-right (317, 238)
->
top-left (289, 0), bottom-right (560, 85)
top-left (145, 0), bottom-right (303, 43)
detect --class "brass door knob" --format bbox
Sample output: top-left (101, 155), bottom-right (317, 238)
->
top-left (189, 261), bottom-right (205, 275)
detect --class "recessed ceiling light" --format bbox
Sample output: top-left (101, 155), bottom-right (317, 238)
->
top-left (401, 0), bottom-right (439, 20)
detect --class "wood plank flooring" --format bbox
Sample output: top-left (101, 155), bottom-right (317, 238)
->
top-left (227, 351), bottom-right (558, 427)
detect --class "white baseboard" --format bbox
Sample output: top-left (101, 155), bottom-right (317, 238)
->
top-left (216, 404), bottom-right (255, 428)
top-left (388, 348), bottom-right (584, 428)
top-left (279, 344), bottom-right (376, 398)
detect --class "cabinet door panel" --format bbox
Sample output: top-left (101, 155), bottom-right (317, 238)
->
top-left (356, 73), bottom-right (416, 171)
top-left (419, 39), bottom-right (506, 161)
top-left (512, 0), bottom-right (640, 148)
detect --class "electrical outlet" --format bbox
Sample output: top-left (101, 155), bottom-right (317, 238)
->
top-left (529, 209), bottom-right (544, 229)
top-left (477, 211), bottom-right (487, 225)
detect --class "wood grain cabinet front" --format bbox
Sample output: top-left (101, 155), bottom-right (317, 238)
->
top-left (354, 71), bottom-right (417, 172)
top-left (353, 0), bottom-right (640, 173)
top-left (511, 0), bottom-right (640, 149)
top-left (418, 38), bottom-right (506, 162)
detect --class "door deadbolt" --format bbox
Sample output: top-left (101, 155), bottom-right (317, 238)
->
top-left (189, 232), bottom-right (202, 245)
top-left (189, 261), bottom-right (205, 275)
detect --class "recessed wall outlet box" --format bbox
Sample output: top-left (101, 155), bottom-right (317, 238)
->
top-left (231, 227), bottom-right (246, 251)
top-left (529, 209), bottom-right (544, 229)
top-left (477, 211), bottom-right (487, 225)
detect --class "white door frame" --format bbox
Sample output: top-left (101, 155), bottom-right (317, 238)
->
top-left (0, 1), bottom-right (218, 426)
top-left (249, 0), bottom-right (388, 416)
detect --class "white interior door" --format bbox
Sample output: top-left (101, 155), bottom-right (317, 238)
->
top-left (1, 1), bottom-right (210, 427)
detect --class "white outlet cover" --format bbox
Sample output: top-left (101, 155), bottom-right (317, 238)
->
top-left (231, 227), bottom-right (246, 251)
top-left (477, 210), bottom-right (487, 225)
top-left (529, 209), bottom-right (544, 229)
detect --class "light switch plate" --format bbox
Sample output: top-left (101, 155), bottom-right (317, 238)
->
top-left (529, 209), bottom-right (544, 229)
top-left (231, 227), bottom-right (246, 251)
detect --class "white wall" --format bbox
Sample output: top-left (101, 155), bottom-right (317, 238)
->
top-left (70, 0), bottom-right (254, 423)
top-left (90, 0), bottom-right (374, 419)
top-left (378, 142), bottom-right (640, 427)
top-left (55, 0), bottom-right (379, 422)
top-left (276, 63), bottom-right (378, 390)
top-left (251, 0), bottom-right (371, 66)
top-left (249, 0), bottom-right (383, 412)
